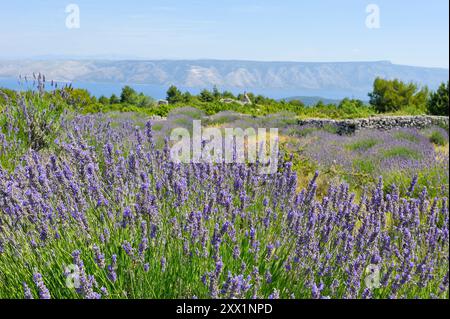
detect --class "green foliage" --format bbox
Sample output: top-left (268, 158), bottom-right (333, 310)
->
top-left (353, 158), bottom-right (376, 174)
top-left (287, 99), bottom-right (305, 108)
top-left (66, 83), bottom-right (377, 119)
top-left (2, 94), bottom-right (64, 151)
top-left (120, 86), bottom-right (138, 104)
top-left (299, 101), bottom-right (374, 119)
top-left (4, 80), bottom-right (439, 122)
top-left (369, 77), bottom-right (428, 113)
top-left (0, 87), bottom-right (15, 109)
top-left (321, 124), bottom-right (339, 134)
top-left (64, 88), bottom-right (96, 110)
top-left (116, 86), bottom-right (154, 108)
top-left (136, 93), bottom-right (155, 108)
top-left (427, 81), bottom-right (449, 116)
top-left (0, 80), bottom-right (68, 169)
top-left (383, 164), bottom-right (449, 198)
top-left (429, 131), bottom-right (447, 146)
top-left (166, 85), bottom-right (183, 104)
top-left (383, 147), bottom-right (421, 160)
top-left (98, 95), bottom-right (110, 105)
top-left (110, 94), bottom-right (120, 104)
top-left (393, 131), bottom-right (419, 143)
top-left (212, 86), bottom-right (221, 100)
top-left (222, 90), bottom-right (235, 99)
top-left (338, 98), bottom-right (368, 116)
top-left (182, 91), bottom-right (193, 103)
top-left (346, 138), bottom-right (379, 151)
top-left (81, 102), bottom-right (105, 114)
top-left (199, 89), bottom-right (214, 102)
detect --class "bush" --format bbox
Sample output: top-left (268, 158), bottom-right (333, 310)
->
top-left (429, 131), bottom-right (447, 146)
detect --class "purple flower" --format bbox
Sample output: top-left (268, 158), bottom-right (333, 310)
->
top-left (122, 241), bottom-right (134, 257)
top-left (33, 273), bottom-right (51, 299)
top-left (23, 282), bottom-right (34, 299)
top-left (93, 244), bottom-right (105, 268)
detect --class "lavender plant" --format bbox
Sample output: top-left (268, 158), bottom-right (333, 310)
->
top-left (300, 127), bottom-right (449, 197)
top-left (0, 74), bottom-right (68, 170)
top-left (0, 113), bottom-right (448, 299)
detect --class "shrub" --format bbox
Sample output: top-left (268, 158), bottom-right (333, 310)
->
top-left (429, 131), bottom-right (447, 146)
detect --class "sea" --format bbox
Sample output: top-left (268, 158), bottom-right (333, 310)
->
top-left (0, 77), bottom-right (355, 102)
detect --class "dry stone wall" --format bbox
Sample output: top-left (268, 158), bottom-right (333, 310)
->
top-left (298, 115), bottom-right (449, 135)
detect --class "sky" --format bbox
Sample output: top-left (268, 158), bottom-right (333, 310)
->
top-left (0, 0), bottom-right (448, 68)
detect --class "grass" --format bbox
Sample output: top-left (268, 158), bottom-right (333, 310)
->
top-left (353, 158), bottom-right (376, 174)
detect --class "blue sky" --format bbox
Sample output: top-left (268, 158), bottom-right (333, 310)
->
top-left (0, 0), bottom-right (448, 67)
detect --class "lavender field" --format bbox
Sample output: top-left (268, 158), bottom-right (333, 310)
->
top-left (0, 84), bottom-right (449, 299)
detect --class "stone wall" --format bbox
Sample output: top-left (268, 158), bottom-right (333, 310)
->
top-left (298, 115), bottom-right (449, 135)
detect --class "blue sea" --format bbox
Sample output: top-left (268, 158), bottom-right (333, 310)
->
top-left (0, 77), bottom-right (356, 101)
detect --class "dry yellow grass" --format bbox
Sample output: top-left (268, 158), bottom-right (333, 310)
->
top-left (434, 143), bottom-right (449, 162)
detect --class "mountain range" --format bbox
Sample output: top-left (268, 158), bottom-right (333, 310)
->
top-left (0, 60), bottom-right (448, 99)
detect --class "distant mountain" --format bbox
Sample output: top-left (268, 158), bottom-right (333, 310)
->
top-left (0, 60), bottom-right (447, 99)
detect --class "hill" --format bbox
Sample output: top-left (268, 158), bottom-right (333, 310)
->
top-left (0, 60), bottom-right (447, 99)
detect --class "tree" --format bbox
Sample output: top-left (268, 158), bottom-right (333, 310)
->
top-left (339, 98), bottom-right (364, 109)
top-left (120, 86), bottom-right (138, 105)
top-left (110, 94), bottom-right (120, 104)
top-left (166, 85), bottom-right (183, 104)
top-left (212, 86), bottom-right (221, 100)
top-left (288, 99), bottom-right (305, 108)
top-left (336, 98), bottom-right (367, 116)
top-left (368, 77), bottom-right (428, 113)
top-left (222, 90), bottom-right (235, 99)
top-left (246, 92), bottom-right (255, 103)
top-left (136, 93), bottom-right (155, 108)
top-left (98, 95), bottom-right (109, 105)
top-left (315, 100), bottom-right (326, 108)
top-left (199, 89), bottom-right (214, 103)
top-left (427, 81), bottom-right (449, 116)
top-left (182, 91), bottom-right (193, 103)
